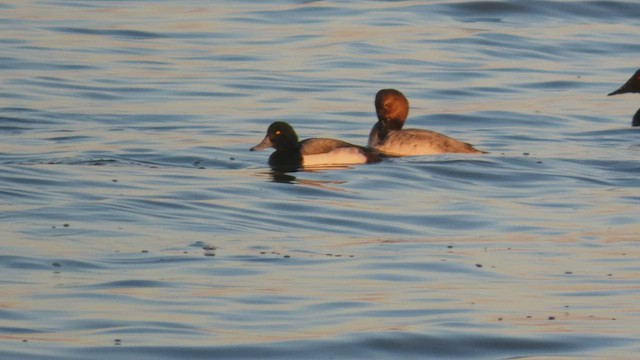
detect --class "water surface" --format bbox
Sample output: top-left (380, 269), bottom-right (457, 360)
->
top-left (1, 1), bottom-right (639, 359)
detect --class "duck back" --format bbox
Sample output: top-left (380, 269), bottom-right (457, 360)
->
top-left (370, 127), bottom-right (483, 156)
top-left (300, 138), bottom-right (381, 165)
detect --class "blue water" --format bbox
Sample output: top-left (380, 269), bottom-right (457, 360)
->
top-left (1, 1), bottom-right (640, 359)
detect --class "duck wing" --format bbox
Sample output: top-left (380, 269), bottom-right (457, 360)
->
top-left (299, 138), bottom-right (365, 155)
top-left (376, 129), bottom-right (484, 156)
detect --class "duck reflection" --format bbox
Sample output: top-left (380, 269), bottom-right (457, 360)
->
top-left (269, 170), bottom-right (297, 183)
top-left (263, 169), bottom-right (349, 190)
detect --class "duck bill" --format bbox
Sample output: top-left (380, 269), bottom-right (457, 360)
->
top-left (250, 135), bottom-right (273, 151)
top-left (608, 86), bottom-right (627, 96)
top-left (608, 81), bottom-right (633, 96)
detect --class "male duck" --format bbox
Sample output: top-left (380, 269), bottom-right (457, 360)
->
top-left (251, 121), bottom-right (382, 169)
top-left (608, 68), bottom-right (640, 126)
top-left (368, 89), bottom-right (485, 156)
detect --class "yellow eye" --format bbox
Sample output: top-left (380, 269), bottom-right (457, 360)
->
top-left (275, 130), bottom-right (281, 135)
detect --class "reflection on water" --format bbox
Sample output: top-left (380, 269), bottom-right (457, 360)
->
top-left (266, 166), bottom-right (364, 184)
top-left (1, 0), bottom-right (640, 359)
top-left (268, 170), bottom-right (298, 184)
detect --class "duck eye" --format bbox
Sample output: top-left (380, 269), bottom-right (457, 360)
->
top-left (275, 130), bottom-right (281, 135)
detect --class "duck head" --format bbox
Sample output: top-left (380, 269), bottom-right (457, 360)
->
top-left (251, 121), bottom-right (299, 152)
top-left (375, 89), bottom-right (409, 130)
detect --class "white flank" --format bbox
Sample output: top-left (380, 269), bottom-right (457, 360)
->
top-left (302, 148), bottom-right (368, 166)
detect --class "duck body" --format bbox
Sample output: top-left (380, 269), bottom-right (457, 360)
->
top-left (608, 69), bottom-right (640, 127)
top-left (251, 121), bottom-right (382, 169)
top-left (368, 89), bottom-right (484, 156)
top-left (369, 122), bottom-right (482, 156)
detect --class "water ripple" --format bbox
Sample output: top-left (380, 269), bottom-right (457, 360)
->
top-left (49, 27), bottom-right (167, 40)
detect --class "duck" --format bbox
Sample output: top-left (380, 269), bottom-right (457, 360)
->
top-left (608, 69), bottom-right (640, 126)
top-left (251, 121), bottom-right (382, 169)
top-left (368, 89), bottom-right (485, 156)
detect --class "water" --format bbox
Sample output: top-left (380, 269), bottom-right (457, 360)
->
top-left (1, 1), bottom-right (639, 359)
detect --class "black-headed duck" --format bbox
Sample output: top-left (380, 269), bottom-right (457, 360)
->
top-left (252, 121), bottom-right (382, 169)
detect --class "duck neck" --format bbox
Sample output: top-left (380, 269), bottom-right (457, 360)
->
top-left (369, 121), bottom-right (389, 146)
top-left (273, 133), bottom-right (299, 152)
top-left (378, 118), bottom-right (404, 138)
top-left (378, 122), bottom-right (390, 141)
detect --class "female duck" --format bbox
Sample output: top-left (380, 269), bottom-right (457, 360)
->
top-left (608, 68), bottom-right (640, 126)
top-left (368, 89), bottom-right (484, 156)
top-left (251, 121), bottom-right (382, 169)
